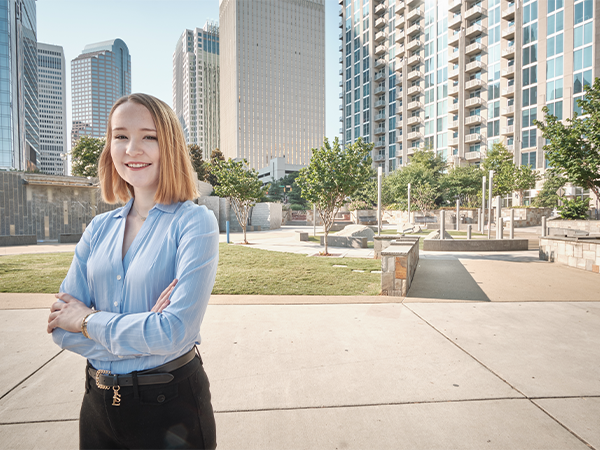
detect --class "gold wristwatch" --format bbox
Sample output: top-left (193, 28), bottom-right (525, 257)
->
top-left (81, 310), bottom-right (101, 339)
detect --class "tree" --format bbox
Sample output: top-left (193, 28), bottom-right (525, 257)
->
top-left (212, 159), bottom-right (267, 244)
top-left (266, 172), bottom-right (308, 207)
top-left (383, 161), bottom-right (439, 206)
top-left (534, 77), bottom-right (600, 201)
top-left (513, 164), bottom-right (540, 206)
top-left (412, 182), bottom-right (438, 217)
top-left (408, 148), bottom-right (446, 178)
top-left (188, 144), bottom-right (207, 181)
top-left (481, 143), bottom-right (516, 198)
top-left (296, 137), bottom-right (372, 255)
top-left (206, 148), bottom-right (226, 188)
top-left (532, 172), bottom-right (566, 208)
top-left (71, 136), bottom-right (105, 177)
top-left (442, 165), bottom-right (484, 207)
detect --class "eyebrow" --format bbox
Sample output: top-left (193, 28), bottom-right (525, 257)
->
top-left (112, 127), bottom-right (157, 132)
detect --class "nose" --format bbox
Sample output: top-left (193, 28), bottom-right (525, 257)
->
top-left (125, 137), bottom-right (144, 156)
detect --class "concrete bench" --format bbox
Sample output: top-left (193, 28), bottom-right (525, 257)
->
top-left (59, 233), bottom-right (83, 244)
top-left (296, 231), bottom-right (309, 241)
top-left (373, 235), bottom-right (420, 259)
top-left (319, 235), bottom-right (367, 248)
top-left (548, 227), bottom-right (589, 237)
top-left (0, 235), bottom-right (37, 246)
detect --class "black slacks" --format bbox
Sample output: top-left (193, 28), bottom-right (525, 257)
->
top-left (80, 355), bottom-right (216, 450)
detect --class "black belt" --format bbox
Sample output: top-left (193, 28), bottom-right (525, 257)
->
top-left (88, 347), bottom-right (197, 390)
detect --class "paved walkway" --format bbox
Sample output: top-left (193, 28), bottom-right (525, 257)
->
top-left (1, 226), bottom-right (599, 449)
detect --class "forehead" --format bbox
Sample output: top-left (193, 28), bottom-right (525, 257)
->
top-left (111, 101), bottom-right (156, 129)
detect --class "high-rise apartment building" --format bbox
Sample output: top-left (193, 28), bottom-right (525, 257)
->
top-left (0, 0), bottom-right (38, 171)
top-left (172, 22), bottom-right (220, 158)
top-left (220, 0), bottom-right (325, 171)
top-left (339, 0), bottom-right (598, 195)
top-left (37, 43), bottom-right (67, 175)
top-left (71, 39), bottom-right (131, 146)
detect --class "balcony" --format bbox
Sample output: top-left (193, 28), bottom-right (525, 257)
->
top-left (406, 38), bottom-right (422, 52)
top-left (375, 71), bottom-right (386, 82)
top-left (374, 141), bottom-right (386, 150)
top-left (465, 23), bottom-right (484, 38)
top-left (339, 44), bottom-right (343, 52)
top-left (407, 54), bottom-right (422, 66)
top-left (465, 151), bottom-right (481, 160)
top-left (375, 44), bottom-right (387, 56)
top-left (396, 15), bottom-right (405, 28)
top-left (449, 67), bottom-right (459, 79)
top-left (397, 43), bottom-right (406, 56)
top-left (449, 49), bottom-right (460, 63)
top-left (408, 131), bottom-right (422, 140)
top-left (339, 6), bottom-right (343, 16)
top-left (502, 45), bottom-right (515, 58)
top-left (339, 68), bottom-right (343, 75)
top-left (465, 115), bottom-right (483, 125)
top-left (502, 4), bottom-right (515, 20)
top-left (465, 78), bottom-right (485, 90)
top-left (465, 133), bottom-right (483, 144)
top-left (449, 137), bottom-right (459, 146)
top-left (407, 8), bottom-right (424, 22)
top-left (395, 75), bottom-right (403, 86)
top-left (406, 0), bottom-right (423, 6)
top-left (375, 85), bottom-right (386, 95)
top-left (465, 42), bottom-right (484, 56)
top-left (407, 100), bottom-right (422, 111)
top-left (502, 85), bottom-right (515, 96)
top-left (339, 19), bottom-right (343, 28)
top-left (448, 0), bottom-right (461, 13)
top-left (339, 80), bottom-right (343, 87)
top-left (396, 120), bottom-right (404, 129)
top-left (449, 119), bottom-right (459, 129)
top-left (338, 0), bottom-right (343, 4)
top-left (374, 151), bottom-right (386, 161)
top-left (407, 116), bottom-right (422, 126)
top-left (502, 105), bottom-right (515, 115)
top-left (501, 125), bottom-right (515, 135)
top-left (407, 70), bottom-right (422, 81)
top-left (449, 102), bottom-right (460, 113)
top-left (502, 25), bottom-right (515, 39)
top-left (465, 5), bottom-right (486, 21)
top-left (375, 58), bottom-right (386, 69)
top-left (448, 31), bottom-right (461, 46)
top-left (374, 112), bottom-right (386, 122)
top-left (396, 92), bottom-right (404, 102)
top-left (375, 3), bottom-right (386, 15)
top-left (449, 14), bottom-right (462, 30)
top-left (507, 144), bottom-right (514, 152)
top-left (407, 24), bottom-right (422, 37)
top-left (339, 55), bottom-right (343, 63)
top-left (465, 60), bottom-right (485, 73)
top-left (395, 30), bottom-right (406, 44)
top-left (375, 17), bottom-right (387, 29)
top-left (374, 126), bottom-right (386, 135)
top-left (448, 84), bottom-right (459, 96)
top-left (502, 65), bottom-right (515, 78)
top-left (339, 31), bottom-right (343, 39)
top-left (375, 99), bottom-right (386, 109)
top-left (407, 85), bottom-right (423, 96)
top-left (465, 97), bottom-right (484, 107)
top-left (396, 1), bottom-right (405, 13)
top-left (339, 115), bottom-right (343, 122)
top-left (375, 30), bottom-right (387, 43)
top-left (339, 92), bottom-right (343, 99)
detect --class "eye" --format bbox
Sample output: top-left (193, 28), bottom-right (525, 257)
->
top-left (144, 135), bottom-right (158, 141)
top-left (114, 135), bottom-right (127, 140)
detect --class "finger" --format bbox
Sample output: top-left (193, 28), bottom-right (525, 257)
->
top-left (50, 301), bottom-right (63, 313)
top-left (48, 311), bottom-right (60, 323)
top-left (47, 317), bottom-right (58, 333)
top-left (157, 300), bottom-right (170, 313)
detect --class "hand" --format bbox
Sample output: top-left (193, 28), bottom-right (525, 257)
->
top-left (151, 279), bottom-right (178, 313)
top-left (47, 293), bottom-right (92, 334)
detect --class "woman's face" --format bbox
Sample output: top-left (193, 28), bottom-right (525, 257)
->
top-left (110, 101), bottom-right (161, 198)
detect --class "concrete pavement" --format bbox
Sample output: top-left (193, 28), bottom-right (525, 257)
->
top-left (1, 226), bottom-right (599, 449)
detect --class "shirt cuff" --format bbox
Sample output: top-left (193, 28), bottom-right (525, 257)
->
top-left (85, 311), bottom-right (118, 349)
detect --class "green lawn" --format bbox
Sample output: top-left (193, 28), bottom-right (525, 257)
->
top-left (0, 243), bottom-right (382, 296)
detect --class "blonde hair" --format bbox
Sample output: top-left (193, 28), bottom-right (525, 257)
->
top-left (98, 93), bottom-right (198, 204)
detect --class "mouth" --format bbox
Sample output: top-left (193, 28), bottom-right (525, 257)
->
top-left (125, 163), bottom-right (151, 169)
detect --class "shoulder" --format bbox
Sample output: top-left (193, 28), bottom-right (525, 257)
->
top-left (174, 201), bottom-right (218, 234)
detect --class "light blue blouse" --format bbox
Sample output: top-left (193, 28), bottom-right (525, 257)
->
top-left (52, 198), bottom-right (219, 374)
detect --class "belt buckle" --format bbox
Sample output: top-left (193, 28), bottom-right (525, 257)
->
top-left (95, 369), bottom-right (111, 390)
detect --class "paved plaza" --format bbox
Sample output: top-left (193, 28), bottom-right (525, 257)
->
top-left (0, 225), bottom-right (599, 449)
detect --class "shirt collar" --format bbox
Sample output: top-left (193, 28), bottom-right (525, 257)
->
top-left (113, 199), bottom-right (179, 218)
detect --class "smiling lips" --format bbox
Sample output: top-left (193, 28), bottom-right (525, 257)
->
top-left (125, 163), bottom-right (151, 169)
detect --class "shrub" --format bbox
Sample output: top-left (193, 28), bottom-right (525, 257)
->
top-left (290, 203), bottom-right (305, 211)
top-left (348, 200), bottom-right (372, 211)
top-left (559, 198), bottom-right (590, 220)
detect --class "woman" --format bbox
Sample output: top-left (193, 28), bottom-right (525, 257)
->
top-left (47, 93), bottom-right (219, 449)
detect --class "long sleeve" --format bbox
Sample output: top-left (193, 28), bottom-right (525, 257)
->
top-left (85, 206), bottom-right (219, 358)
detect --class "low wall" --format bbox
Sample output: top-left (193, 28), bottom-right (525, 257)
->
top-left (547, 220), bottom-right (600, 234)
top-left (214, 199), bottom-right (281, 232)
top-left (350, 210), bottom-right (377, 225)
top-left (373, 235), bottom-right (420, 259)
top-left (501, 207), bottom-right (552, 227)
top-left (381, 239), bottom-right (420, 296)
top-left (58, 233), bottom-right (82, 244)
top-left (539, 236), bottom-right (600, 273)
top-left (0, 235), bottom-right (37, 246)
top-left (319, 235), bottom-right (367, 248)
top-left (423, 239), bottom-right (529, 252)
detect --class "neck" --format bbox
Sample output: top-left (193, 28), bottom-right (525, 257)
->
top-left (132, 191), bottom-right (156, 217)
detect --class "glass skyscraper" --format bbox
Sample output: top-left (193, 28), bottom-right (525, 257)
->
top-left (71, 39), bottom-right (131, 146)
top-left (0, 0), bottom-right (38, 171)
top-left (339, 0), bottom-right (598, 204)
top-left (172, 22), bottom-right (220, 158)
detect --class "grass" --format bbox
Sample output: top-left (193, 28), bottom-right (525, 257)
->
top-left (0, 244), bottom-right (383, 296)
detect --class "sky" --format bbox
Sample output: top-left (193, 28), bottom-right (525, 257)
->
top-left (37, 0), bottom-right (341, 151)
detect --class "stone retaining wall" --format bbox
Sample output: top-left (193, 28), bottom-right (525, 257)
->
top-left (547, 220), bottom-right (600, 234)
top-left (319, 235), bottom-right (367, 248)
top-left (501, 207), bottom-right (552, 227)
top-left (539, 237), bottom-right (600, 273)
top-left (381, 239), bottom-right (420, 296)
top-left (373, 235), bottom-right (420, 259)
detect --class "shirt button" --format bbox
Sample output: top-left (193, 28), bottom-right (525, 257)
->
top-left (116, 275), bottom-right (122, 280)
top-left (114, 301), bottom-right (118, 307)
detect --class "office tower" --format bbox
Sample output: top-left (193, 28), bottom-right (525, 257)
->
top-left (37, 43), bottom-right (67, 175)
top-left (71, 39), bottom-right (131, 146)
top-left (172, 22), bottom-right (220, 158)
top-left (220, 0), bottom-right (325, 171)
top-left (0, 0), bottom-right (38, 171)
top-left (339, 0), bottom-right (599, 193)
